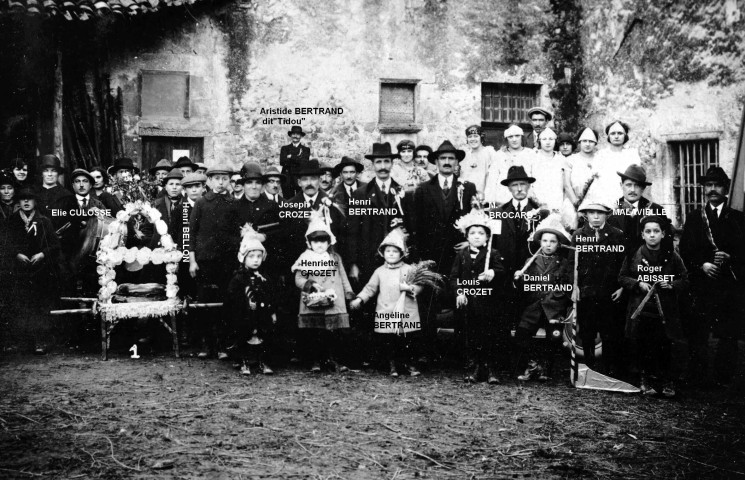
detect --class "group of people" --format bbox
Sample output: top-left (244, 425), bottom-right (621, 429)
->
top-left (0, 109), bottom-right (743, 397)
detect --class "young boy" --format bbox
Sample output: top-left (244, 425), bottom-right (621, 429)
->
top-left (225, 225), bottom-right (278, 375)
top-left (189, 165), bottom-right (240, 359)
top-left (618, 215), bottom-right (688, 397)
top-left (291, 212), bottom-right (354, 372)
top-left (514, 214), bottom-right (573, 381)
top-left (571, 199), bottom-right (626, 373)
top-left (350, 228), bottom-right (422, 377)
top-left (451, 210), bottom-right (505, 384)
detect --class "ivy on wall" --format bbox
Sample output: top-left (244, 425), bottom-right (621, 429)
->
top-left (216, 1), bottom-right (253, 106)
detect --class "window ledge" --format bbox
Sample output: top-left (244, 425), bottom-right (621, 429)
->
top-left (378, 123), bottom-right (423, 133)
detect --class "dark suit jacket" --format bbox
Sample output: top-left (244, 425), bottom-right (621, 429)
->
top-left (279, 190), bottom-right (344, 271)
top-left (492, 198), bottom-right (542, 275)
top-left (680, 203), bottom-right (745, 290)
top-left (263, 191), bottom-right (284, 204)
top-left (279, 143), bottom-right (311, 195)
top-left (55, 194), bottom-right (106, 256)
top-left (608, 196), bottom-right (671, 258)
top-left (571, 222), bottom-right (626, 299)
top-left (413, 176), bottom-right (477, 274)
top-left (450, 246), bottom-right (505, 310)
top-left (35, 184), bottom-right (72, 226)
top-left (149, 196), bottom-right (183, 249)
top-left (346, 179), bottom-right (405, 281)
top-left (189, 191), bottom-right (240, 264)
top-left (93, 190), bottom-right (123, 214)
top-left (523, 131), bottom-right (539, 149)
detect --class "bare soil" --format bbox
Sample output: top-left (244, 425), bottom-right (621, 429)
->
top-left (1, 352), bottom-right (745, 479)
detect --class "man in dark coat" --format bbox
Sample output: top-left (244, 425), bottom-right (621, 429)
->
top-left (491, 166), bottom-right (543, 275)
top-left (330, 157), bottom-right (366, 268)
top-left (34, 154), bottom-right (72, 221)
top-left (189, 164), bottom-right (241, 358)
top-left (572, 200), bottom-right (626, 373)
top-left (236, 162), bottom-right (281, 270)
top-left (347, 144), bottom-right (405, 284)
top-left (680, 166), bottom-right (745, 385)
top-left (413, 140), bottom-right (477, 351)
top-left (55, 169), bottom-right (107, 295)
top-left (262, 166), bottom-right (286, 203)
top-left (279, 126), bottom-right (311, 197)
top-left (608, 164), bottom-right (672, 258)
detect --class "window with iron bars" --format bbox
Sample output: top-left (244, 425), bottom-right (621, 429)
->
top-left (671, 139), bottom-right (719, 223)
top-left (481, 83), bottom-right (541, 147)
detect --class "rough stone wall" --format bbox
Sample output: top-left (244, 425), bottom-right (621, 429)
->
top-left (229, 0), bottom-right (554, 178)
top-left (580, 0), bottom-right (745, 223)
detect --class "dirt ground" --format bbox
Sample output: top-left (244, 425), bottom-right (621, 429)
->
top-left (1, 351), bottom-right (745, 480)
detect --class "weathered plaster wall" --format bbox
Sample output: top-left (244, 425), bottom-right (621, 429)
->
top-left (231, 0), bottom-right (553, 177)
top-left (581, 0), bottom-right (745, 221)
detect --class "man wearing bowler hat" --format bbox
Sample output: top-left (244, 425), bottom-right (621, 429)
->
top-left (149, 159), bottom-right (173, 198)
top-left (262, 166), bottom-right (286, 203)
top-left (524, 107), bottom-right (553, 149)
top-left (236, 162), bottom-right (280, 233)
top-left (319, 162), bottom-right (336, 194)
top-left (173, 157), bottom-right (197, 177)
top-left (108, 157), bottom-right (140, 182)
top-left (680, 166), bottom-right (745, 386)
top-left (347, 143), bottom-right (405, 285)
top-left (279, 126), bottom-right (312, 197)
top-left (34, 154), bottom-right (72, 219)
top-left (608, 164), bottom-right (671, 258)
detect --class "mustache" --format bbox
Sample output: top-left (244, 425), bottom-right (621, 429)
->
top-left (376, 169), bottom-right (390, 174)
top-left (303, 185), bottom-right (317, 191)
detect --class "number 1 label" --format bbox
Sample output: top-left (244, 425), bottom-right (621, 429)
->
top-left (129, 344), bottom-right (140, 359)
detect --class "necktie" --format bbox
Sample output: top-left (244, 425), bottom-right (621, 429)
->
top-left (381, 183), bottom-right (387, 195)
top-left (443, 178), bottom-right (450, 196)
top-left (80, 197), bottom-right (87, 209)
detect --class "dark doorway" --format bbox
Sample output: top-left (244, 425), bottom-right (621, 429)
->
top-left (141, 136), bottom-right (204, 173)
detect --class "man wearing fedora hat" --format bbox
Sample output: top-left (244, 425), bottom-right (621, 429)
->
top-left (608, 164), bottom-right (671, 259)
top-left (525, 107), bottom-right (553, 149)
top-left (262, 166), bottom-right (286, 203)
top-left (680, 166), bottom-right (745, 386)
top-left (279, 126), bottom-right (311, 197)
top-left (329, 157), bottom-right (366, 265)
top-left (149, 159), bottom-right (173, 199)
top-left (413, 140), bottom-right (477, 346)
top-left (490, 166), bottom-right (544, 354)
top-left (34, 154), bottom-right (72, 219)
top-left (173, 156), bottom-right (197, 177)
top-left (347, 143), bottom-right (406, 284)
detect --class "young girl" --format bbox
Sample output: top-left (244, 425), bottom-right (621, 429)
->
top-left (291, 212), bottom-right (354, 373)
top-left (619, 215), bottom-right (688, 397)
top-left (225, 225), bottom-right (277, 376)
top-left (350, 228), bottom-right (422, 377)
top-left (451, 210), bottom-right (505, 384)
top-left (513, 214), bottom-right (573, 381)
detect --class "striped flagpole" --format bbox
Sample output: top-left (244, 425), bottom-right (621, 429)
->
top-left (568, 244), bottom-right (579, 387)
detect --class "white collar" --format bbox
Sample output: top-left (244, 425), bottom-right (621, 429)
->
top-left (304, 193), bottom-right (318, 205)
top-left (709, 202), bottom-right (723, 214)
top-left (76, 194), bottom-right (89, 201)
top-left (187, 198), bottom-right (196, 207)
top-left (376, 178), bottom-right (391, 190)
top-left (512, 198), bottom-right (528, 210)
top-left (438, 174), bottom-right (454, 189)
top-left (265, 191), bottom-right (278, 200)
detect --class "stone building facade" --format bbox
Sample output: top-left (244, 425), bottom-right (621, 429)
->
top-left (1, 0), bottom-right (744, 226)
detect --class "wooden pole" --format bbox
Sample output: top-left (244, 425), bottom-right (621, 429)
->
top-left (53, 45), bottom-right (65, 167)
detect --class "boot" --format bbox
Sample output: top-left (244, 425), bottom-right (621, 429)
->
top-left (389, 359), bottom-right (399, 377)
top-left (487, 364), bottom-right (501, 385)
